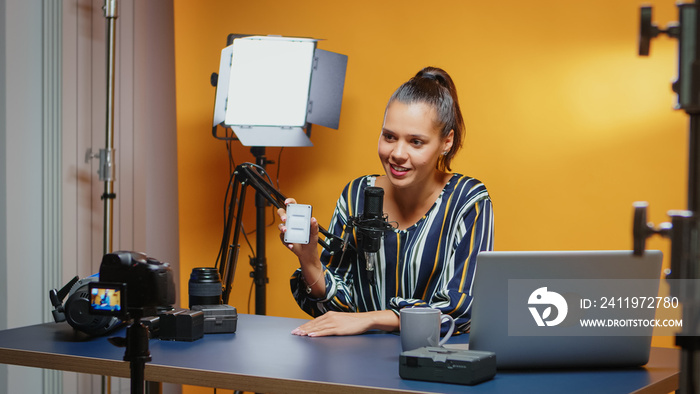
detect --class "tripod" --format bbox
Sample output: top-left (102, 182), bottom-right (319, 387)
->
top-left (108, 310), bottom-right (151, 394)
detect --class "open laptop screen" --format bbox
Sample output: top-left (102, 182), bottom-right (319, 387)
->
top-left (468, 250), bottom-right (664, 369)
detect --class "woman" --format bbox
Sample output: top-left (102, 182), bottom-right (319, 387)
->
top-left (278, 66), bottom-right (494, 337)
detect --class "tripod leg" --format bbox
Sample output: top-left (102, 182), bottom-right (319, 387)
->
top-left (125, 321), bottom-right (152, 394)
top-left (130, 358), bottom-right (146, 394)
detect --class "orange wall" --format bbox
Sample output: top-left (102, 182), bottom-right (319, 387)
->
top-left (174, 0), bottom-right (684, 375)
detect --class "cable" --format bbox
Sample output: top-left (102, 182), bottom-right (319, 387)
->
top-left (216, 172), bottom-right (257, 271)
top-left (248, 162), bottom-right (274, 184)
top-left (215, 169), bottom-right (237, 270)
top-left (276, 147), bottom-right (284, 190)
top-left (215, 127), bottom-right (238, 270)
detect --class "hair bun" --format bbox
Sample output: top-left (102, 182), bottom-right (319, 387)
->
top-left (417, 67), bottom-right (448, 87)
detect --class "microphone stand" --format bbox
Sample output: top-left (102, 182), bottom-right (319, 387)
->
top-left (217, 162), bottom-right (343, 309)
top-left (216, 162), bottom-right (398, 310)
top-left (634, 4), bottom-right (700, 393)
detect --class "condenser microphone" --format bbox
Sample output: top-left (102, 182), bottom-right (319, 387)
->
top-left (361, 186), bottom-right (384, 253)
top-left (358, 187), bottom-right (387, 281)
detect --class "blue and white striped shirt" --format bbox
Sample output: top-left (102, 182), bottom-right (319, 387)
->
top-left (291, 173), bottom-right (494, 333)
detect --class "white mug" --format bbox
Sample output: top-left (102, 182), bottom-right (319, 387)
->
top-left (400, 308), bottom-right (455, 352)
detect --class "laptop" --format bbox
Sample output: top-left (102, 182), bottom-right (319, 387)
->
top-left (467, 250), bottom-right (664, 369)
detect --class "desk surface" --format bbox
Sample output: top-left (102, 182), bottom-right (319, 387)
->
top-left (0, 314), bottom-right (680, 393)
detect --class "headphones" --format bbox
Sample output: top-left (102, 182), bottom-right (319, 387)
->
top-left (49, 275), bottom-right (122, 336)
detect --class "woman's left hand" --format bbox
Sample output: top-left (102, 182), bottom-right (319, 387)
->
top-left (291, 310), bottom-right (400, 337)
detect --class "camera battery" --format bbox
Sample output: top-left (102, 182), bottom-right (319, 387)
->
top-left (191, 304), bottom-right (237, 334)
top-left (283, 204), bottom-right (312, 244)
top-left (159, 309), bottom-right (204, 341)
top-left (140, 315), bottom-right (161, 338)
top-left (399, 346), bottom-right (496, 386)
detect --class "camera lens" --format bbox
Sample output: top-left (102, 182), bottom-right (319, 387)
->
top-left (188, 267), bottom-right (222, 308)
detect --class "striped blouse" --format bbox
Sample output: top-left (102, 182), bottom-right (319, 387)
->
top-left (290, 173), bottom-right (494, 333)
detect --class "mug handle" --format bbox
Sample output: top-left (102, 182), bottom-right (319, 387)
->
top-left (438, 314), bottom-right (455, 346)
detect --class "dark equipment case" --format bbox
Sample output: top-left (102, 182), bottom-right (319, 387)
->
top-left (399, 346), bottom-right (496, 385)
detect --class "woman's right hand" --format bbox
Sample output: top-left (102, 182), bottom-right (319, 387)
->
top-left (277, 198), bottom-right (320, 263)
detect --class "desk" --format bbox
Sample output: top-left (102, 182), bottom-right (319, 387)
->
top-left (0, 314), bottom-right (679, 393)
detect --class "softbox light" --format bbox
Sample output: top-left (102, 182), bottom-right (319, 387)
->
top-left (213, 35), bottom-right (348, 147)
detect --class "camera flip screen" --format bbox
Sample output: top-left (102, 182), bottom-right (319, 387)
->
top-left (88, 282), bottom-right (126, 316)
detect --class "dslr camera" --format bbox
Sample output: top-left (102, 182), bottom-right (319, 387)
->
top-left (49, 251), bottom-right (176, 336)
top-left (89, 251), bottom-right (176, 319)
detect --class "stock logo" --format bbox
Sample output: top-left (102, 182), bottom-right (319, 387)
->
top-left (528, 287), bottom-right (568, 327)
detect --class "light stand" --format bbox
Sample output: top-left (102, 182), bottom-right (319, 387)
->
top-left (210, 35), bottom-right (347, 313)
top-left (633, 4), bottom-right (700, 394)
top-left (85, 0), bottom-right (119, 254)
top-left (102, 0), bottom-right (117, 255)
top-left (251, 147), bottom-right (269, 314)
top-left (83, 2), bottom-right (120, 394)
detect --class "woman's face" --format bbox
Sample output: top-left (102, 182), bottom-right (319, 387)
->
top-left (378, 100), bottom-right (453, 190)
